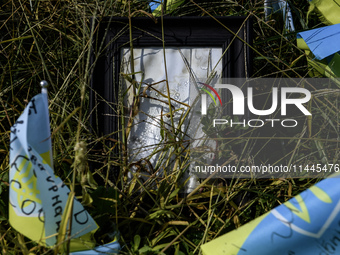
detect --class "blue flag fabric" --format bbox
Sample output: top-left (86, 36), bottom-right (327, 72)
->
top-left (201, 174), bottom-right (340, 254)
top-left (297, 23), bottom-right (340, 60)
top-left (70, 241), bottom-right (121, 254)
top-left (9, 88), bottom-right (98, 249)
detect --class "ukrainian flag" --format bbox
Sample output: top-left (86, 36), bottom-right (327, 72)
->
top-left (9, 81), bottom-right (120, 253)
top-left (201, 174), bottom-right (340, 254)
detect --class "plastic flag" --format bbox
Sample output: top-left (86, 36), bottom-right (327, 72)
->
top-left (298, 0), bottom-right (340, 78)
top-left (149, 1), bottom-right (161, 12)
top-left (307, 0), bottom-right (340, 26)
top-left (297, 23), bottom-right (340, 77)
top-left (201, 174), bottom-right (340, 255)
top-left (297, 23), bottom-right (340, 61)
top-left (9, 81), bottom-right (105, 252)
top-left (152, 0), bottom-right (185, 16)
top-left (70, 240), bottom-right (121, 255)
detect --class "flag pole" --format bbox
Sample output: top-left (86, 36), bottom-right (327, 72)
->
top-left (39, 80), bottom-right (53, 168)
top-left (40, 80), bottom-right (48, 93)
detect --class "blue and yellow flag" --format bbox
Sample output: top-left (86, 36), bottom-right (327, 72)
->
top-left (201, 174), bottom-right (340, 254)
top-left (9, 83), bottom-right (104, 251)
top-left (70, 241), bottom-right (121, 254)
top-left (297, 0), bottom-right (340, 78)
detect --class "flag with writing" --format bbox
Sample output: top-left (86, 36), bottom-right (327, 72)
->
top-left (201, 173), bottom-right (340, 254)
top-left (9, 83), bottom-right (98, 250)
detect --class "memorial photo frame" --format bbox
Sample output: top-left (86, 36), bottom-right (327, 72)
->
top-left (90, 16), bottom-right (252, 135)
top-left (89, 16), bottom-right (252, 179)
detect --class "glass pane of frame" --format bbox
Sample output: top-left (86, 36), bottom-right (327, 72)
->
top-left (90, 17), bottom-right (252, 186)
top-left (121, 47), bottom-right (223, 182)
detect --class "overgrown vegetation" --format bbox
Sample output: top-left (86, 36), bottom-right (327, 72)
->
top-left (0, 0), bottom-right (339, 254)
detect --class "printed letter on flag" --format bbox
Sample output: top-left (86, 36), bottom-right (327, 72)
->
top-left (9, 83), bottom-right (98, 251)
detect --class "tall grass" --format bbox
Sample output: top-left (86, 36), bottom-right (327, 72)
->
top-left (0, 0), bottom-right (339, 254)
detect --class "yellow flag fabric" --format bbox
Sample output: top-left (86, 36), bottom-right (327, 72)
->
top-left (70, 240), bottom-right (120, 254)
top-left (9, 87), bottom-right (98, 250)
top-left (201, 174), bottom-right (340, 254)
top-left (299, 0), bottom-right (340, 77)
top-left (297, 22), bottom-right (340, 78)
top-left (297, 37), bottom-right (340, 78)
top-left (152, 0), bottom-right (185, 16)
top-left (307, 0), bottom-right (340, 25)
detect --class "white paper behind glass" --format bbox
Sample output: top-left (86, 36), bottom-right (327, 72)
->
top-left (121, 47), bottom-right (223, 192)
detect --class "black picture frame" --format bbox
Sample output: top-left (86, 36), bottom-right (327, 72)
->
top-left (89, 16), bottom-right (252, 174)
top-left (90, 16), bottom-right (252, 136)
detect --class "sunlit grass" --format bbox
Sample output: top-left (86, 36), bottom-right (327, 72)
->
top-left (0, 0), bottom-right (339, 254)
